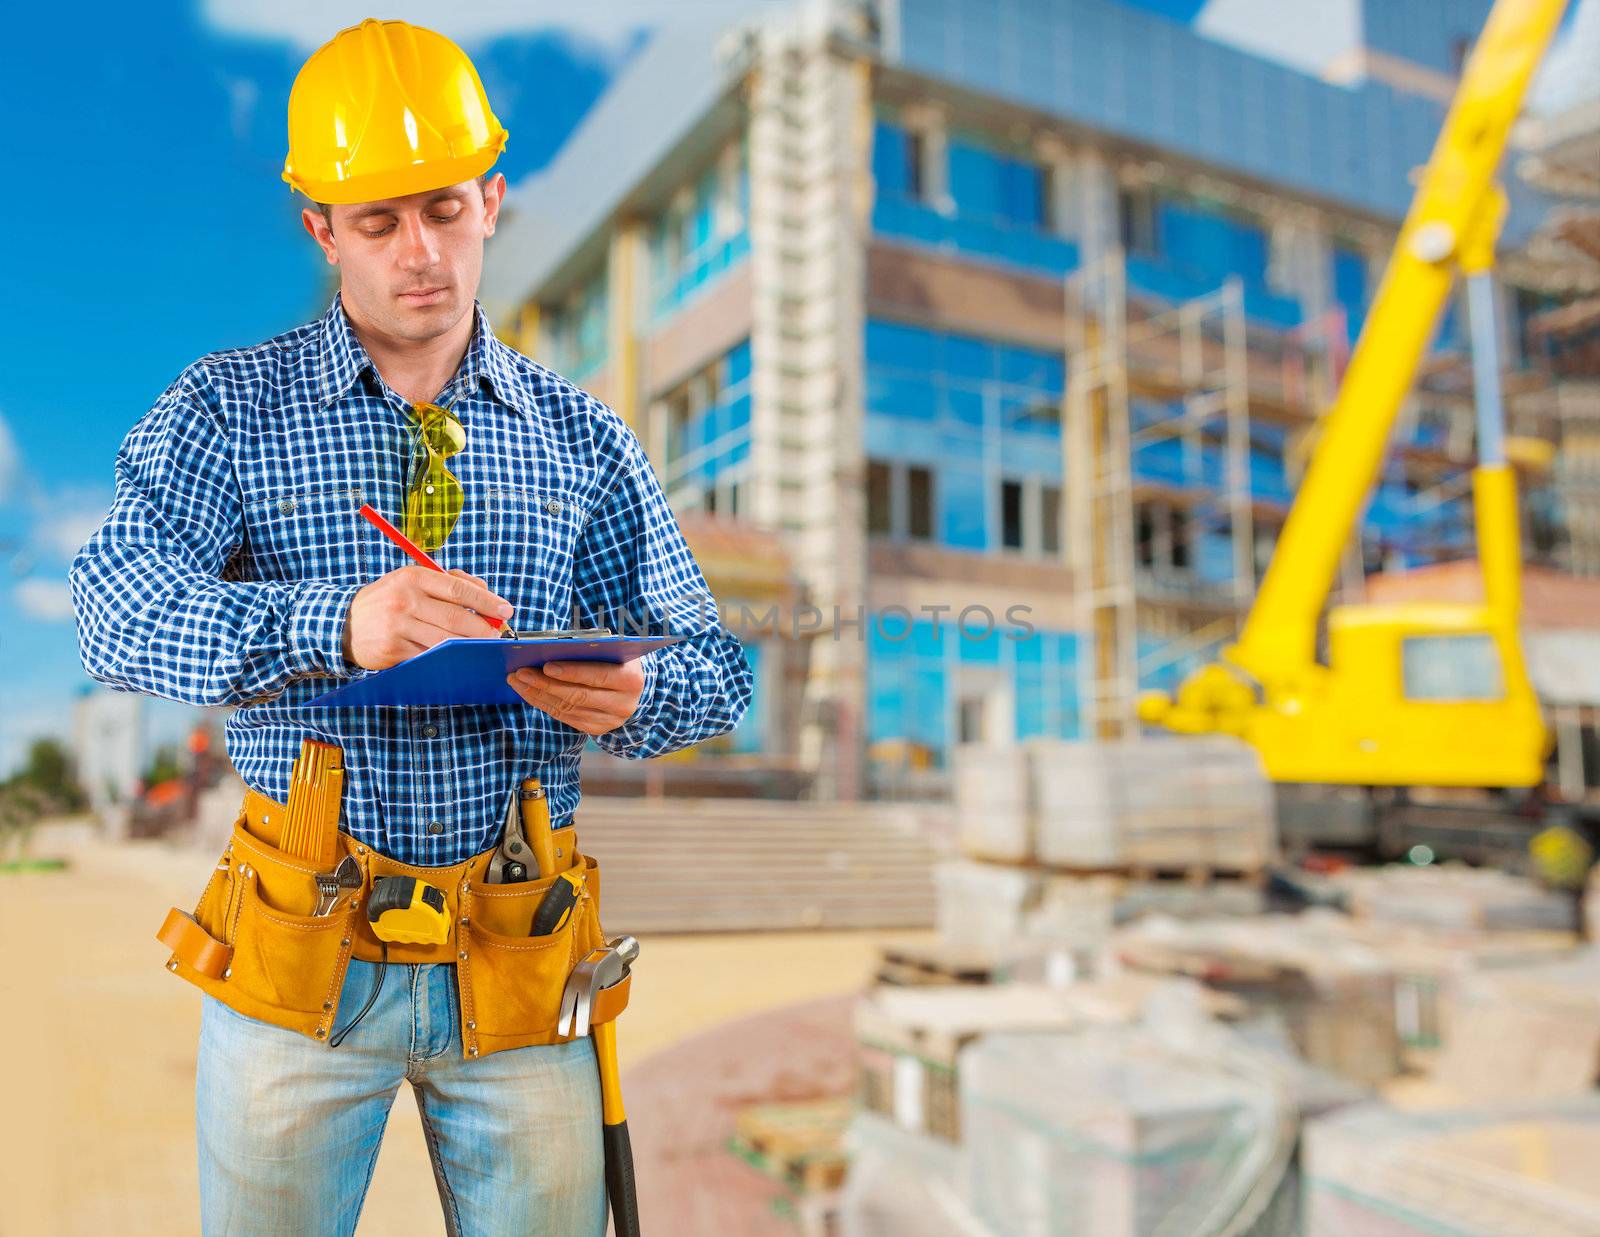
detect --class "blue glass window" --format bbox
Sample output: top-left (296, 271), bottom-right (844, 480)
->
top-left (873, 115), bottom-right (1075, 277)
top-left (1333, 243), bottom-right (1368, 342)
top-left (544, 273), bottom-right (609, 381)
top-left (950, 135), bottom-right (1047, 229)
top-left (1125, 192), bottom-right (1301, 328)
top-left (664, 337), bottom-right (754, 509)
top-left (651, 138), bottom-right (750, 322)
top-left (873, 120), bottom-right (917, 198)
top-left (866, 318), bottom-right (1067, 552)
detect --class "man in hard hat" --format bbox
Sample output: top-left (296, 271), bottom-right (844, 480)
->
top-left (69, 17), bottom-right (751, 1235)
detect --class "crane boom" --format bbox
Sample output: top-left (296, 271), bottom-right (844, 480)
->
top-left (1232, 0), bottom-right (1567, 679)
top-left (1140, 0), bottom-right (1563, 791)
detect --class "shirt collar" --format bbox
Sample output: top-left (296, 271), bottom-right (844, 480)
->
top-left (315, 290), bottom-right (534, 421)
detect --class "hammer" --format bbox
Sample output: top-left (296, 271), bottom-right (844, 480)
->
top-left (559, 936), bottom-right (641, 1237)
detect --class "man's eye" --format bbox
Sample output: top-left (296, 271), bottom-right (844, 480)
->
top-left (359, 215), bottom-right (456, 238)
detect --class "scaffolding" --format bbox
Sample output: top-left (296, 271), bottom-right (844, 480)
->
top-left (1064, 252), bottom-right (1253, 738)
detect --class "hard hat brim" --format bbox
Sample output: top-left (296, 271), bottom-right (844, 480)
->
top-left (284, 138), bottom-right (506, 207)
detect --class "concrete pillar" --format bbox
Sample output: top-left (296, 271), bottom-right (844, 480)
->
top-left (1071, 148), bottom-right (1119, 267)
top-left (606, 221), bottom-right (645, 433)
top-left (1267, 209), bottom-right (1332, 324)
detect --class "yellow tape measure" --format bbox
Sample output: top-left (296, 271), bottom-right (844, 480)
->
top-left (367, 876), bottom-right (450, 945)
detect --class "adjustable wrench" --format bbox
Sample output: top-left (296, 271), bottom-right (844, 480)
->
top-left (313, 854), bottom-right (363, 916)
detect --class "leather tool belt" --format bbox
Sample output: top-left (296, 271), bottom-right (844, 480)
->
top-left (157, 774), bottom-right (631, 1060)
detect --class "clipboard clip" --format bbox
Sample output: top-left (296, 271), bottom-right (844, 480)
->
top-left (498, 626), bottom-right (614, 641)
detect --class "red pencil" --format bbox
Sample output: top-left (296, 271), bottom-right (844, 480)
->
top-left (358, 503), bottom-right (509, 631)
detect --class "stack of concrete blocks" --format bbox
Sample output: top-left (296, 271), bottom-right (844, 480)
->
top-left (1026, 736), bottom-right (1279, 872)
top-left (956, 737), bottom-right (1278, 873)
top-left (1337, 864), bottom-right (1578, 933)
top-left (1115, 916), bottom-right (1405, 1088)
top-left (842, 1003), bottom-right (1309, 1237)
top-left (939, 737), bottom-right (1276, 979)
top-left (1303, 1099), bottom-right (1600, 1237)
top-left (837, 1111), bottom-right (984, 1237)
top-left (959, 1029), bottom-right (1291, 1237)
top-left (854, 984), bottom-right (1080, 1144)
top-left (843, 984), bottom-right (1080, 1236)
top-left (932, 858), bottom-right (1115, 983)
top-left (1427, 948), bottom-right (1600, 1102)
top-left (1300, 909), bottom-right (1579, 1053)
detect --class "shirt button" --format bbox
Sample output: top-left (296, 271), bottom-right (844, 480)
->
top-left (426, 821), bottom-right (445, 836)
top-left (421, 723), bottom-right (439, 738)
top-left (278, 497), bottom-right (297, 515)
top-left (544, 497), bottom-right (563, 515)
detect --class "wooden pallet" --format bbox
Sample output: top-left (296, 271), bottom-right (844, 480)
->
top-left (1044, 862), bottom-right (1267, 886)
top-left (875, 939), bottom-right (1006, 987)
top-left (730, 1098), bottom-right (853, 1195)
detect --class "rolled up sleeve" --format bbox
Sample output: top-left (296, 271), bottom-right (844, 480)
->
top-left (68, 367), bottom-right (366, 708)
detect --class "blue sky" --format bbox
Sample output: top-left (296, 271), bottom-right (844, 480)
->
top-left (0, 2), bottom-right (628, 773)
top-left (1, 0), bottom-right (1592, 778)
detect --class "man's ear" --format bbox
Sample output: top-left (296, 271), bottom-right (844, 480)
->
top-left (481, 173), bottom-right (507, 238)
top-left (301, 208), bottom-right (340, 266)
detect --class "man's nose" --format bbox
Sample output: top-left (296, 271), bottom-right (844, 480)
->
top-left (397, 214), bottom-right (439, 270)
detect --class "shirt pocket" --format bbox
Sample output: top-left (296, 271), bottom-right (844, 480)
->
top-left (482, 484), bottom-right (588, 629)
top-left (240, 483), bottom-right (373, 586)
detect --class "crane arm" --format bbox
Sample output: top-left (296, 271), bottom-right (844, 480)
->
top-left (1229, 0), bottom-right (1568, 681)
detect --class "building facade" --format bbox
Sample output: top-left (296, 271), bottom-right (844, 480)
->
top-left (483, 0), bottom-right (1599, 802)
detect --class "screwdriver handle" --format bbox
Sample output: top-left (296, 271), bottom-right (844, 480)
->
top-left (530, 871), bottom-right (583, 935)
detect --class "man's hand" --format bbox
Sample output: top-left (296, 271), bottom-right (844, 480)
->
top-left (506, 659), bottom-right (646, 737)
top-left (342, 566), bottom-right (513, 671)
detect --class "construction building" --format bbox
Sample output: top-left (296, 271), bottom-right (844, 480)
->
top-left (481, 0), bottom-right (1600, 803)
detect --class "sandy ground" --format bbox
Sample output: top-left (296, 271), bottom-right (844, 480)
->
top-left (0, 819), bottom-right (912, 1235)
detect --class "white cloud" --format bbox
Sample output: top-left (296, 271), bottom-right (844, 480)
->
top-left (20, 480), bottom-right (111, 569)
top-left (36, 508), bottom-right (108, 564)
top-left (14, 575), bottom-right (74, 622)
top-left (199, 0), bottom-right (729, 61)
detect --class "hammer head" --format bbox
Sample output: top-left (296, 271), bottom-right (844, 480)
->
top-left (557, 937), bottom-right (641, 1039)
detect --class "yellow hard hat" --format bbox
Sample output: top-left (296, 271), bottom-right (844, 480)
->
top-left (283, 18), bottom-right (509, 205)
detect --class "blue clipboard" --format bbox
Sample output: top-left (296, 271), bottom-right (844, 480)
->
top-left (302, 633), bottom-right (686, 708)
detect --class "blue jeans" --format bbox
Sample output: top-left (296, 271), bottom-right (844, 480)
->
top-left (196, 959), bottom-right (605, 1236)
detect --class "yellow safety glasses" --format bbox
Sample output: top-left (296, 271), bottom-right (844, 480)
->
top-left (403, 402), bottom-right (466, 551)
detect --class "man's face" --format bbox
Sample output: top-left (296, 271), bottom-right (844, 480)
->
top-left (302, 175), bottom-right (506, 344)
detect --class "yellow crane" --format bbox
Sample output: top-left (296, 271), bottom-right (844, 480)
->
top-left (1139, 0), bottom-right (1568, 790)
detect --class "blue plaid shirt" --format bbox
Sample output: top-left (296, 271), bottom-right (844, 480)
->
top-left (70, 292), bottom-right (753, 865)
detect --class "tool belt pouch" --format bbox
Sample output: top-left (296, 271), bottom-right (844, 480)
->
top-left (157, 796), bottom-right (364, 1041)
top-left (457, 850), bottom-right (617, 1057)
top-left (158, 783), bottom-right (626, 1058)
